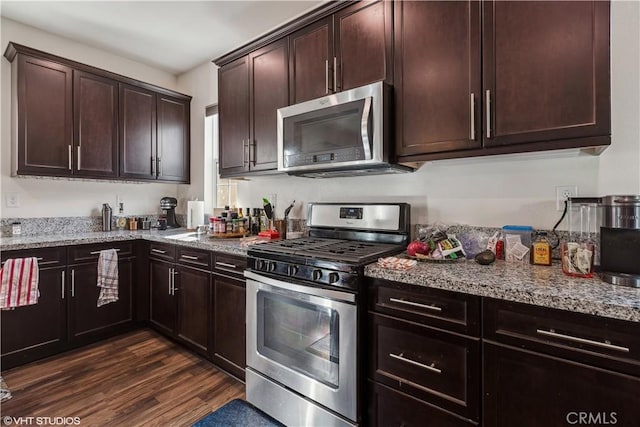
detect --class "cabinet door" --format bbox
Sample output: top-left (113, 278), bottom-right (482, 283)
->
top-left (149, 259), bottom-right (176, 335)
top-left (249, 39), bottom-right (289, 172)
top-left (395, 0), bottom-right (481, 157)
top-left (73, 70), bottom-right (119, 178)
top-left (68, 259), bottom-right (133, 344)
top-left (157, 95), bottom-right (190, 182)
top-left (175, 265), bottom-right (210, 354)
top-left (119, 83), bottom-right (157, 179)
top-left (219, 57), bottom-right (250, 177)
top-left (289, 17), bottom-right (333, 104)
top-left (484, 342), bottom-right (640, 427)
top-left (334, 0), bottom-right (392, 92)
top-left (212, 274), bottom-right (246, 380)
top-left (483, 0), bottom-right (610, 148)
top-left (16, 55), bottom-right (73, 176)
top-left (1, 268), bottom-right (67, 369)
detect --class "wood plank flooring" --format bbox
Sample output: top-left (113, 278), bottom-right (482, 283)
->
top-left (1, 329), bottom-right (245, 426)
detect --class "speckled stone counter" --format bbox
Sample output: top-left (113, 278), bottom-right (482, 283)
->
top-left (0, 229), bottom-right (248, 256)
top-left (365, 260), bottom-right (640, 323)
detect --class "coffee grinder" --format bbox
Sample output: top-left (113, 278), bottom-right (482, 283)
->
top-left (160, 197), bottom-right (180, 228)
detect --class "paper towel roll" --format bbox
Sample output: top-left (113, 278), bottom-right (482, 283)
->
top-left (187, 201), bottom-right (205, 230)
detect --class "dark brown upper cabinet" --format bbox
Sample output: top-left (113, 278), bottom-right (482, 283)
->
top-left (395, 0), bottom-right (611, 162)
top-left (219, 39), bottom-right (289, 178)
top-left (4, 42), bottom-right (191, 183)
top-left (74, 70), bottom-right (119, 178)
top-left (14, 55), bottom-right (73, 176)
top-left (395, 0), bottom-right (481, 157)
top-left (289, 0), bottom-right (391, 104)
top-left (157, 95), bottom-right (190, 182)
top-left (119, 83), bottom-right (157, 180)
top-left (483, 0), bottom-right (610, 148)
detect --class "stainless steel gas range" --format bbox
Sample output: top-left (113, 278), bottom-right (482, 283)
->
top-left (245, 203), bottom-right (410, 426)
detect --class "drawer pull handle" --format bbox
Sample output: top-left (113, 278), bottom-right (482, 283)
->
top-left (180, 255), bottom-right (199, 260)
top-left (151, 249), bottom-right (167, 254)
top-left (389, 298), bottom-right (442, 312)
top-left (90, 249), bottom-right (121, 255)
top-left (389, 353), bottom-right (442, 374)
top-left (215, 262), bottom-right (237, 269)
top-left (536, 329), bottom-right (630, 353)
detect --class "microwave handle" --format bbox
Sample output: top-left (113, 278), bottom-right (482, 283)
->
top-left (360, 96), bottom-right (373, 160)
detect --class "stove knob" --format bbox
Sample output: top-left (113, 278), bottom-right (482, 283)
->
top-left (268, 262), bottom-right (277, 272)
top-left (328, 272), bottom-right (340, 284)
top-left (312, 269), bottom-right (323, 281)
top-left (256, 260), bottom-right (266, 271)
top-left (288, 265), bottom-right (299, 276)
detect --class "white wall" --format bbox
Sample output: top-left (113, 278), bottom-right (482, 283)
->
top-left (176, 60), bottom-right (218, 215)
top-left (234, 0), bottom-right (640, 229)
top-left (0, 18), bottom-right (182, 218)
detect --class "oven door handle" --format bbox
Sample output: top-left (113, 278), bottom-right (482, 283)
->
top-left (360, 96), bottom-right (372, 160)
top-left (244, 270), bottom-right (355, 304)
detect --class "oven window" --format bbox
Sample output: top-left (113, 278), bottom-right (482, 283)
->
top-left (257, 291), bottom-right (340, 388)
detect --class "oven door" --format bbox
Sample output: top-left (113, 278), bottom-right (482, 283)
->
top-left (245, 271), bottom-right (358, 422)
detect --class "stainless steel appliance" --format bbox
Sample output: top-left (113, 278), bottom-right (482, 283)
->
top-left (160, 197), bottom-right (180, 228)
top-left (600, 195), bottom-right (640, 287)
top-left (277, 82), bottom-right (415, 177)
top-left (245, 203), bottom-right (410, 426)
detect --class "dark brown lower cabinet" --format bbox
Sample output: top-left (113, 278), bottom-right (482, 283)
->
top-left (175, 265), bottom-right (210, 355)
top-left (211, 273), bottom-right (246, 380)
top-left (149, 258), bottom-right (176, 335)
top-left (67, 257), bottom-right (133, 345)
top-left (483, 342), bottom-right (640, 427)
top-left (368, 381), bottom-right (476, 427)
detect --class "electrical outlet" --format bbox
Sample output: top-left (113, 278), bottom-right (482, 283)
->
top-left (556, 185), bottom-right (578, 211)
top-left (5, 193), bottom-right (20, 208)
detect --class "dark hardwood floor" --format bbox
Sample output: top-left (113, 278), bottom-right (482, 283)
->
top-left (1, 329), bottom-right (245, 426)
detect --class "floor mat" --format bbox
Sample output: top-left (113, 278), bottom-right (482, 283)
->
top-left (192, 399), bottom-right (283, 427)
top-left (0, 376), bottom-right (12, 402)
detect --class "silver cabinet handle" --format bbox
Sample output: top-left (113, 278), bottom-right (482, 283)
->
top-left (151, 249), bottom-right (167, 254)
top-left (172, 269), bottom-right (179, 293)
top-left (325, 59), bottom-right (330, 95)
top-left (251, 140), bottom-right (256, 166)
top-left (61, 270), bottom-right (65, 299)
top-left (485, 89), bottom-right (491, 138)
top-left (215, 261), bottom-right (237, 269)
top-left (168, 267), bottom-right (173, 295)
top-left (242, 139), bottom-right (249, 167)
top-left (77, 145), bottom-right (81, 170)
top-left (90, 249), bottom-right (121, 255)
top-left (36, 257), bottom-right (44, 261)
top-left (157, 156), bottom-right (163, 176)
top-left (536, 329), bottom-right (630, 353)
top-left (71, 269), bottom-right (75, 298)
top-left (470, 93), bottom-right (476, 140)
top-left (389, 297), bottom-right (442, 312)
top-left (389, 353), bottom-right (442, 374)
top-left (333, 56), bottom-right (338, 92)
top-left (180, 255), bottom-right (199, 260)
top-left (68, 145), bottom-right (72, 170)
top-left (151, 156), bottom-right (156, 176)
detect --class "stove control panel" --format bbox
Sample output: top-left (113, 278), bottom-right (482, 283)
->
top-left (248, 257), bottom-right (359, 290)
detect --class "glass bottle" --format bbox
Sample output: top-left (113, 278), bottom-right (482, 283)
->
top-left (530, 231), bottom-right (552, 266)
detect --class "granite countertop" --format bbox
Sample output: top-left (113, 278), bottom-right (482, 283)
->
top-left (366, 259), bottom-right (640, 323)
top-left (0, 229), bottom-right (248, 256)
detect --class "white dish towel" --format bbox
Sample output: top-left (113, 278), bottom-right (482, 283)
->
top-left (97, 249), bottom-right (119, 307)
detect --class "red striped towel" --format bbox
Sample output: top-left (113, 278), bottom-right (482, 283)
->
top-left (97, 249), bottom-right (119, 307)
top-left (0, 258), bottom-right (39, 309)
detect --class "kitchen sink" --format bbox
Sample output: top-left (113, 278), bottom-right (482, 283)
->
top-left (164, 232), bottom-right (201, 242)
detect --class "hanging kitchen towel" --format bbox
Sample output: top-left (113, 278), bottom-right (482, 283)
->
top-left (0, 257), bottom-right (39, 309)
top-left (97, 249), bottom-right (119, 307)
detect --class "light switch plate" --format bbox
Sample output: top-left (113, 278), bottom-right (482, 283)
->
top-left (5, 193), bottom-right (20, 208)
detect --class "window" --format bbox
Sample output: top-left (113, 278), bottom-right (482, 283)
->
top-left (205, 105), bottom-right (238, 209)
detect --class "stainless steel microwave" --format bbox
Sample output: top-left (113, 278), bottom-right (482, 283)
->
top-left (277, 81), bottom-right (414, 177)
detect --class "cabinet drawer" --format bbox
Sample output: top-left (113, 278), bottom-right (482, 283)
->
top-left (68, 242), bottom-right (134, 264)
top-left (148, 242), bottom-right (175, 262)
top-left (176, 246), bottom-right (211, 270)
top-left (369, 312), bottom-right (480, 420)
top-left (370, 278), bottom-right (481, 336)
top-left (368, 381), bottom-right (477, 427)
top-left (212, 253), bottom-right (246, 277)
top-left (1, 246), bottom-right (66, 269)
top-left (483, 298), bottom-right (640, 376)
